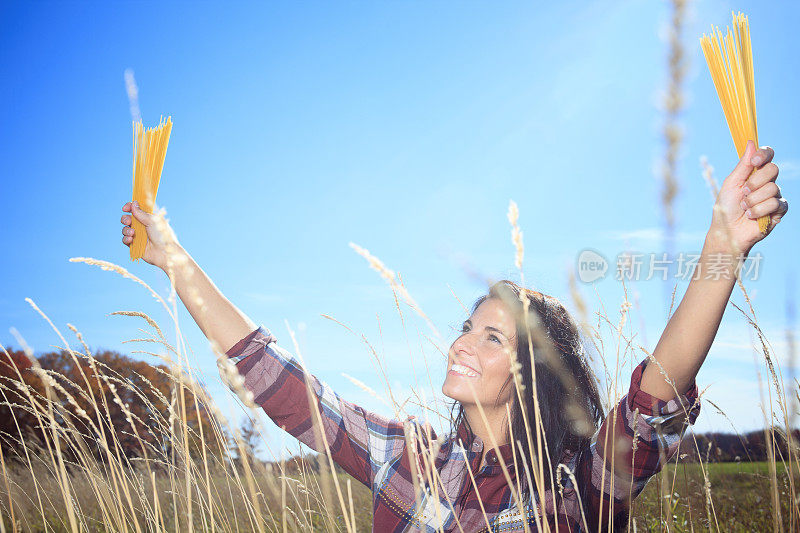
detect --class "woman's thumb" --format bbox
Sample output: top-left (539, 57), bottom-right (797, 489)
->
top-left (131, 201), bottom-right (151, 225)
top-left (727, 140), bottom-right (757, 187)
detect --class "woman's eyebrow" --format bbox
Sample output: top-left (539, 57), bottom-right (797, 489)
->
top-left (463, 321), bottom-right (510, 340)
top-left (485, 326), bottom-right (509, 339)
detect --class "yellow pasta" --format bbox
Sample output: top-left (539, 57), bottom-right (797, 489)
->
top-left (130, 116), bottom-right (173, 261)
top-left (700, 12), bottom-right (769, 234)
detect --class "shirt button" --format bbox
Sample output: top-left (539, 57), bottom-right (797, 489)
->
top-left (490, 456), bottom-right (498, 463)
top-left (472, 442), bottom-right (481, 451)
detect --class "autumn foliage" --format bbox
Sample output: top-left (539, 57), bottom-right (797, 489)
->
top-left (0, 345), bottom-right (227, 468)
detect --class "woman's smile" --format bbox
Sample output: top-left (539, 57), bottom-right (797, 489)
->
top-left (449, 363), bottom-right (481, 377)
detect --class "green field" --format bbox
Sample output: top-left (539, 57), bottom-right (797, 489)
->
top-left (632, 461), bottom-right (799, 532)
top-left (298, 461), bottom-right (800, 531)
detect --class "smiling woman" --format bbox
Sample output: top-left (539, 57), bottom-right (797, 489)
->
top-left (207, 280), bottom-right (696, 532)
top-left (443, 283), bottom-right (610, 524)
top-left (118, 138), bottom-right (787, 531)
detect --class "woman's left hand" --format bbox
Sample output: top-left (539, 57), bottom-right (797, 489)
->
top-left (708, 140), bottom-right (789, 256)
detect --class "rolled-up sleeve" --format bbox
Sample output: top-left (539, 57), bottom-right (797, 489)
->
top-left (576, 357), bottom-right (701, 529)
top-left (224, 326), bottom-right (407, 490)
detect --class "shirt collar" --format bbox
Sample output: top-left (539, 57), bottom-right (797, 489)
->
top-left (454, 419), bottom-right (516, 467)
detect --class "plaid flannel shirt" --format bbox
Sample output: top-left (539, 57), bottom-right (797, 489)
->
top-left (226, 326), bottom-right (701, 532)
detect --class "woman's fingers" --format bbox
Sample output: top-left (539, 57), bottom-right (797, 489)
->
top-left (745, 196), bottom-right (782, 219)
top-left (741, 182), bottom-right (780, 212)
top-left (750, 146), bottom-right (774, 167)
top-left (122, 203), bottom-right (134, 247)
top-left (743, 162), bottom-right (779, 194)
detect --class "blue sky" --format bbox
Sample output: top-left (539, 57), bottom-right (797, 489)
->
top-left (2, 1), bottom-right (799, 458)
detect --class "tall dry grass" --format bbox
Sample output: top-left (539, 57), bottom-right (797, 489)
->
top-left (0, 190), bottom-right (797, 532)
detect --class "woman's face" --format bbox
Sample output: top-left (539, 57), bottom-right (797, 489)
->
top-left (442, 297), bottom-right (518, 409)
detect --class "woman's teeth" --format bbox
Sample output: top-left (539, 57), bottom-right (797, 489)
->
top-left (451, 364), bottom-right (479, 377)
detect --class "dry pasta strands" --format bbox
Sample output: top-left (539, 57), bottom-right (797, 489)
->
top-left (700, 12), bottom-right (769, 235)
top-left (130, 116), bottom-right (173, 261)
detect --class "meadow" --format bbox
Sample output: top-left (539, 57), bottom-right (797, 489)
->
top-left (1, 231), bottom-right (798, 532)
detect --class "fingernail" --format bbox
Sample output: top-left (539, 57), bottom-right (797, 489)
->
top-left (740, 200), bottom-right (749, 211)
top-left (746, 209), bottom-right (753, 218)
top-left (751, 156), bottom-right (763, 166)
top-left (743, 186), bottom-right (751, 195)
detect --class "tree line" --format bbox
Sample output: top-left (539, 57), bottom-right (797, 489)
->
top-left (0, 345), bottom-right (231, 469)
top-left (2, 345), bottom-right (796, 470)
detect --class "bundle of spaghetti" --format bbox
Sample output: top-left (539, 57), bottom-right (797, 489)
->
top-left (130, 116), bottom-right (173, 261)
top-left (700, 12), bottom-right (769, 234)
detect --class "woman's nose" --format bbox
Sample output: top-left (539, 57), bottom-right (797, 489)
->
top-left (453, 334), bottom-right (477, 355)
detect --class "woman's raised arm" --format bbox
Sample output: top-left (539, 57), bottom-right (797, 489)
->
top-left (641, 141), bottom-right (789, 401)
top-left (120, 201), bottom-right (411, 489)
top-left (561, 142), bottom-right (788, 529)
top-left (121, 200), bottom-right (257, 354)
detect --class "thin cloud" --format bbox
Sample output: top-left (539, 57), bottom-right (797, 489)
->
top-left (244, 292), bottom-right (284, 304)
top-left (601, 227), bottom-right (708, 245)
top-left (776, 159), bottom-right (800, 180)
top-left (704, 325), bottom-right (799, 368)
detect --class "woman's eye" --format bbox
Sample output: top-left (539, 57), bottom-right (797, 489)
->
top-left (489, 335), bottom-right (500, 344)
top-left (461, 325), bottom-right (470, 333)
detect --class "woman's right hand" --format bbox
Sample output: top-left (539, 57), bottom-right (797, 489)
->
top-left (121, 201), bottom-right (181, 270)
